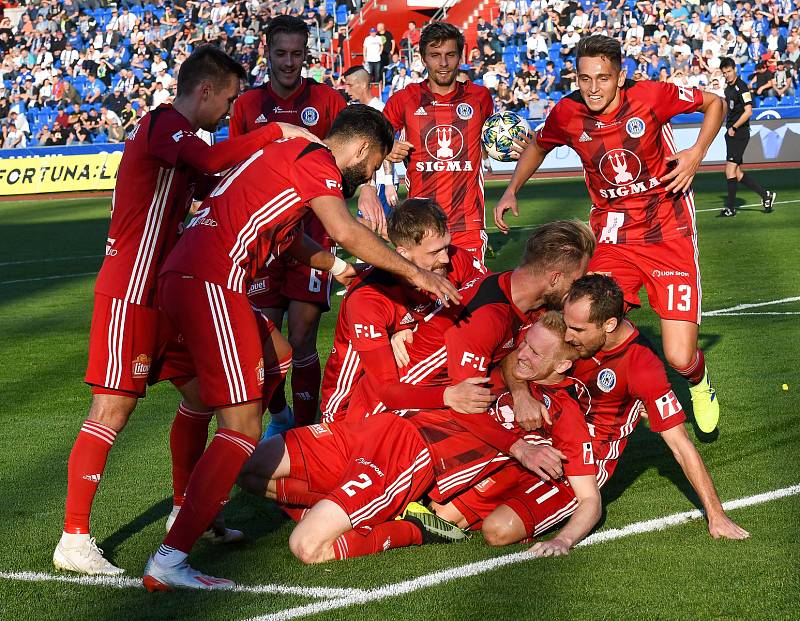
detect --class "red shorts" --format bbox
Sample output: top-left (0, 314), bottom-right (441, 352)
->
top-left (589, 235), bottom-right (702, 324)
top-left (248, 214), bottom-right (336, 311)
top-left (284, 414), bottom-right (434, 528)
top-left (84, 293), bottom-right (194, 397)
top-left (451, 461), bottom-right (577, 538)
top-left (450, 229), bottom-right (488, 267)
top-left (159, 272), bottom-right (271, 409)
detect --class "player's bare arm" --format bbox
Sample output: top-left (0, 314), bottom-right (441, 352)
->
top-left (529, 474), bottom-right (601, 557)
top-left (500, 350), bottom-right (551, 430)
top-left (309, 195), bottom-right (462, 306)
top-left (659, 425), bottom-right (750, 540)
top-left (727, 103), bottom-right (752, 137)
top-left (662, 91), bottom-right (724, 194)
top-left (284, 233), bottom-right (357, 286)
top-left (494, 136), bottom-right (550, 233)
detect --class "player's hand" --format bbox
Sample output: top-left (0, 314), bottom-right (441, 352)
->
top-left (357, 185), bottom-right (388, 239)
top-left (387, 139), bottom-right (413, 163)
top-left (530, 537), bottom-right (571, 557)
top-left (494, 189), bottom-right (519, 234)
top-left (514, 391), bottom-right (551, 431)
top-left (510, 440), bottom-right (566, 481)
top-left (509, 132), bottom-right (533, 160)
top-left (333, 263), bottom-right (358, 287)
top-left (444, 377), bottom-right (495, 414)
top-left (408, 268), bottom-right (462, 308)
top-left (383, 183), bottom-right (399, 207)
top-left (708, 514), bottom-right (750, 540)
top-left (727, 127), bottom-right (736, 137)
top-left (662, 145), bottom-right (704, 194)
top-left (275, 122), bottom-right (324, 144)
top-left (391, 329), bottom-right (413, 368)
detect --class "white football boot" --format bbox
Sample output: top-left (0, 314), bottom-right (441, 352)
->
top-left (143, 556), bottom-right (234, 591)
top-left (53, 534), bottom-right (124, 575)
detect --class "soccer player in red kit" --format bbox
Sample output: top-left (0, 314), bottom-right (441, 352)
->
top-left (507, 274), bottom-right (749, 541)
top-left (433, 313), bottom-right (602, 557)
top-left (53, 46), bottom-right (319, 576)
top-left (495, 35), bottom-right (724, 433)
top-left (142, 105), bottom-right (461, 590)
top-left (320, 198), bottom-right (489, 423)
top-left (364, 22), bottom-right (494, 263)
top-left (347, 220), bottom-right (596, 424)
top-left (230, 15), bottom-right (347, 434)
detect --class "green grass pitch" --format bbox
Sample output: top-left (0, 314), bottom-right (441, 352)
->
top-left (0, 169), bottom-right (798, 620)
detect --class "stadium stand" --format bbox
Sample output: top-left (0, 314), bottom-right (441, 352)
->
top-left (0, 0), bottom-right (798, 147)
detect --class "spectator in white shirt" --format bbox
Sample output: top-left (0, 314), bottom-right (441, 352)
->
top-left (571, 8), bottom-right (589, 31)
top-left (562, 25), bottom-right (580, 51)
top-left (709, 0), bottom-right (732, 25)
top-left (363, 27), bottom-right (383, 83)
top-left (625, 19), bottom-right (644, 42)
top-left (150, 82), bottom-right (170, 109)
top-left (3, 122), bottom-right (26, 149)
top-left (390, 66), bottom-right (412, 94)
top-left (526, 27), bottom-right (548, 59)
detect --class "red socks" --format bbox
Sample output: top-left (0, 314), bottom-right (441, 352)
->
top-left (163, 429), bottom-right (255, 553)
top-left (169, 404), bottom-right (213, 506)
top-left (673, 349), bottom-right (705, 385)
top-left (64, 420), bottom-right (117, 534)
top-left (262, 355), bottom-right (292, 414)
top-left (291, 352), bottom-right (321, 426)
top-left (333, 521), bottom-right (422, 560)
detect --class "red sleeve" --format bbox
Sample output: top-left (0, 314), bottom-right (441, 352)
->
top-left (534, 103), bottom-right (568, 152)
top-left (450, 411), bottom-right (519, 454)
top-left (449, 246), bottom-right (488, 286)
top-left (445, 305), bottom-right (507, 382)
top-left (550, 394), bottom-right (596, 477)
top-left (289, 144), bottom-right (345, 203)
top-left (347, 288), bottom-right (395, 353)
top-left (382, 91), bottom-right (405, 133)
top-left (358, 347), bottom-right (447, 410)
top-left (229, 96), bottom-right (247, 138)
top-left (628, 347), bottom-right (686, 432)
top-left (645, 81), bottom-right (704, 124)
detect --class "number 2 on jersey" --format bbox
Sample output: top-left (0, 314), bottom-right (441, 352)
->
top-left (666, 284), bottom-right (692, 311)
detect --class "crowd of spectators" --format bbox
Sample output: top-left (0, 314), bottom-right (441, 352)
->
top-left (1, 0), bottom-right (799, 149)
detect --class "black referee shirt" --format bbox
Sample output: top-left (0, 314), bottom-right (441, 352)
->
top-left (724, 77), bottom-right (753, 132)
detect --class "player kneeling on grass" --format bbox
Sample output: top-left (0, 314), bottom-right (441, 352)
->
top-left (431, 313), bottom-right (602, 556)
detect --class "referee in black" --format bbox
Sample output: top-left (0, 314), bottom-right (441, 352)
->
top-left (719, 58), bottom-right (776, 217)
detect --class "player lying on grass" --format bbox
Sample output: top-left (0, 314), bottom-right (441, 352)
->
top-left (142, 104), bottom-right (462, 591)
top-left (320, 197), bottom-right (490, 423)
top-left (237, 314), bottom-right (592, 563)
top-left (54, 44), bottom-right (324, 577)
top-left (502, 275), bottom-right (750, 541)
top-left (343, 220), bottom-right (596, 432)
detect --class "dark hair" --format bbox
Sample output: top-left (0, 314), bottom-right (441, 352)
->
top-left (576, 35), bottom-right (622, 71)
top-left (520, 220), bottom-right (596, 273)
top-left (176, 45), bottom-right (246, 96)
top-left (388, 198), bottom-right (448, 247)
top-left (566, 274), bottom-right (624, 326)
top-left (265, 15), bottom-right (309, 48)
top-left (326, 104), bottom-right (394, 155)
top-left (719, 57), bottom-right (736, 70)
top-left (419, 21), bottom-right (465, 57)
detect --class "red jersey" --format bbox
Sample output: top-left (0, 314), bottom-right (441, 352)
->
top-left (383, 81), bottom-right (494, 233)
top-left (320, 247), bottom-right (485, 421)
top-left (570, 322), bottom-right (686, 487)
top-left (536, 81), bottom-right (703, 244)
top-left (94, 105), bottom-right (212, 305)
top-left (229, 77), bottom-right (346, 140)
top-left (161, 139), bottom-right (343, 292)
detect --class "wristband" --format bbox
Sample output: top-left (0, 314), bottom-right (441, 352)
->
top-left (329, 256), bottom-right (349, 276)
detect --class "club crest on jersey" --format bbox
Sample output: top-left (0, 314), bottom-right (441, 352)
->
top-left (132, 354), bottom-right (151, 378)
top-left (542, 394), bottom-right (551, 409)
top-left (599, 149), bottom-right (642, 186)
top-left (301, 106), bottom-right (319, 126)
top-left (456, 103), bottom-right (473, 120)
top-left (625, 117), bottom-right (646, 139)
top-left (596, 368), bottom-right (616, 393)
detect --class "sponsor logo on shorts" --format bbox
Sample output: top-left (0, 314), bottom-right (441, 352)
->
top-left (655, 390), bottom-right (682, 420)
top-left (583, 442), bottom-right (594, 465)
top-left (256, 358), bottom-right (264, 386)
top-left (596, 368), bottom-right (616, 393)
top-left (105, 237), bottom-right (117, 256)
top-left (248, 277), bottom-right (268, 296)
top-left (356, 457), bottom-right (385, 478)
top-left (625, 117), bottom-right (646, 138)
top-left (309, 423), bottom-right (332, 438)
top-left (651, 269), bottom-right (690, 278)
top-left (132, 354), bottom-right (151, 378)
top-left (475, 476), bottom-right (496, 493)
top-left (301, 106), bottom-right (320, 126)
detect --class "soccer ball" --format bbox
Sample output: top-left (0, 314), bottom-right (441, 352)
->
top-left (481, 112), bottom-right (531, 162)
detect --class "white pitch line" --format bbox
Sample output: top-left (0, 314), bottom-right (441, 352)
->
top-left (694, 198), bottom-right (799, 213)
top-left (0, 570), bottom-right (364, 599)
top-left (703, 295), bottom-right (800, 316)
top-left (0, 271), bottom-right (96, 285)
top-left (249, 483), bottom-right (800, 621)
top-left (705, 311), bottom-right (800, 317)
top-left (0, 254), bottom-right (101, 267)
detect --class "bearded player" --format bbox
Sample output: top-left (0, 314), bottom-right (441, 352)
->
top-left (230, 15), bottom-right (347, 435)
top-left (495, 35), bottom-right (724, 433)
top-left (368, 22), bottom-right (495, 264)
top-left (53, 46), bottom-right (318, 576)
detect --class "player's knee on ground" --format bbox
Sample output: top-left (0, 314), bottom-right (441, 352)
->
top-left (288, 523), bottom-right (331, 564)
top-left (482, 506), bottom-right (527, 547)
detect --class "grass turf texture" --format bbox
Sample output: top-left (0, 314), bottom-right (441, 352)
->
top-left (0, 169), bottom-right (798, 620)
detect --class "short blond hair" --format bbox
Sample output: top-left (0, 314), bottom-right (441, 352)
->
top-left (521, 219), bottom-right (596, 274)
top-left (537, 310), bottom-right (579, 362)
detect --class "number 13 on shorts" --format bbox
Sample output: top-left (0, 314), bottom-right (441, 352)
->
top-left (666, 283), bottom-right (692, 312)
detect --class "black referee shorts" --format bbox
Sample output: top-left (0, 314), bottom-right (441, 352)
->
top-left (725, 130), bottom-right (749, 165)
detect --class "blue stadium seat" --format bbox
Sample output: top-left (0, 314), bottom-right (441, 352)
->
top-left (752, 96), bottom-right (762, 107)
top-left (335, 5), bottom-right (348, 24)
top-left (761, 96), bottom-right (778, 108)
top-left (551, 91), bottom-right (563, 102)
